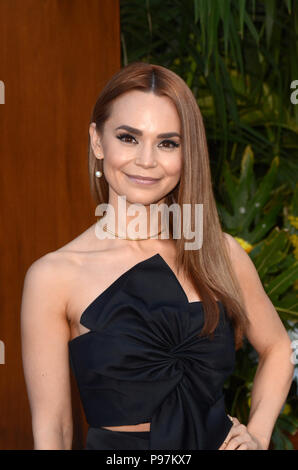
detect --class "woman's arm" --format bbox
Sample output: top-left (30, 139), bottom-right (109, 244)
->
top-left (246, 339), bottom-right (293, 449)
top-left (223, 234), bottom-right (294, 450)
top-left (20, 253), bottom-right (73, 450)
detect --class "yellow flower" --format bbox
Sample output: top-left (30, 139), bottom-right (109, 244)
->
top-left (282, 403), bottom-right (291, 415)
top-left (288, 215), bottom-right (298, 230)
top-left (289, 234), bottom-right (298, 260)
top-left (234, 237), bottom-right (254, 253)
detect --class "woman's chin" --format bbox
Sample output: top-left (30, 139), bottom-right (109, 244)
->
top-left (114, 191), bottom-right (167, 206)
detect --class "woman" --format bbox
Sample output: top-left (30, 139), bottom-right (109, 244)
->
top-left (21, 62), bottom-right (294, 450)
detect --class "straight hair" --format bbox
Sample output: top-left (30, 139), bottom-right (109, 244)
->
top-left (88, 62), bottom-right (251, 350)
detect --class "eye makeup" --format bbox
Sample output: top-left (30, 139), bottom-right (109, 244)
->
top-left (116, 132), bottom-right (180, 149)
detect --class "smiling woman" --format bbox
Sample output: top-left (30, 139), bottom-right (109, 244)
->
top-left (21, 62), bottom-right (294, 451)
top-left (87, 62), bottom-right (249, 347)
top-left (89, 89), bottom-right (183, 209)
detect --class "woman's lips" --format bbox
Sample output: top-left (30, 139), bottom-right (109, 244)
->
top-left (125, 173), bottom-right (161, 185)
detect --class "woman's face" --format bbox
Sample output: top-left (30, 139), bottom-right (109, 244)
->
top-left (89, 90), bottom-right (182, 206)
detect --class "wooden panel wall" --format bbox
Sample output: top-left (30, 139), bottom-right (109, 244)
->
top-left (0, 0), bottom-right (120, 450)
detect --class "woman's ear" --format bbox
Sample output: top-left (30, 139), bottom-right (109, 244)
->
top-left (89, 122), bottom-right (103, 159)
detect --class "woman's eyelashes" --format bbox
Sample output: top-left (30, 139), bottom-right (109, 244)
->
top-left (116, 133), bottom-right (180, 149)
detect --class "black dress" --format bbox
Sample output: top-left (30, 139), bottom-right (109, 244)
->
top-left (68, 253), bottom-right (235, 450)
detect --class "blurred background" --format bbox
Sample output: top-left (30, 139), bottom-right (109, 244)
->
top-left (0, 0), bottom-right (297, 450)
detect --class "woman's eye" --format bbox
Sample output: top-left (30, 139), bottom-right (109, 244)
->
top-left (116, 133), bottom-right (137, 144)
top-left (159, 140), bottom-right (180, 149)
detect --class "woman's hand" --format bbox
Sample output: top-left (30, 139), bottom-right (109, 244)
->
top-left (218, 416), bottom-right (266, 450)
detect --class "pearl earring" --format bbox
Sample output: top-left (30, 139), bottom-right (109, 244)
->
top-left (95, 153), bottom-right (103, 178)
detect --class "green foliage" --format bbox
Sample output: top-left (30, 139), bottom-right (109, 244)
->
top-left (218, 146), bottom-right (298, 449)
top-left (120, 0), bottom-right (298, 188)
top-left (217, 145), bottom-right (298, 321)
top-left (120, 0), bottom-right (298, 449)
top-left (217, 146), bottom-right (282, 240)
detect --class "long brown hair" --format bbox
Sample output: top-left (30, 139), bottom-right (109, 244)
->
top-left (88, 62), bottom-right (250, 350)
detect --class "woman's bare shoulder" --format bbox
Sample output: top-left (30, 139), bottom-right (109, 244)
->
top-left (25, 248), bottom-right (77, 283)
top-left (222, 232), bottom-right (244, 261)
top-left (24, 224), bottom-right (99, 288)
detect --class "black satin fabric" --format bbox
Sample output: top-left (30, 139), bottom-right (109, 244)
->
top-left (68, 253), bottom-right (236, 450)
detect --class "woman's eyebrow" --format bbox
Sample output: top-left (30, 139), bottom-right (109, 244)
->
top-left (115, 124), bottom-right (181, 139)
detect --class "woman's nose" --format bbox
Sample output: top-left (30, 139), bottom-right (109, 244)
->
top-left (135, 145), bottom-right (157, 168)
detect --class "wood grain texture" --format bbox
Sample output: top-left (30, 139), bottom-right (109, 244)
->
top-left (0, 0), bottom-right (120, 450)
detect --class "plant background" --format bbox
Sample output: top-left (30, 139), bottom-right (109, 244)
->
top-left (119, 0), bottom-right (298, 449)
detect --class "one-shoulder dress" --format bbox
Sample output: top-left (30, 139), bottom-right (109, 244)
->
top-left (68, 253), bottom-right (235, 450)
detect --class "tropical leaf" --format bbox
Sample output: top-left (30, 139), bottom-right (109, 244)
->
top-left (120, 0), bottom-right (298, 450)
